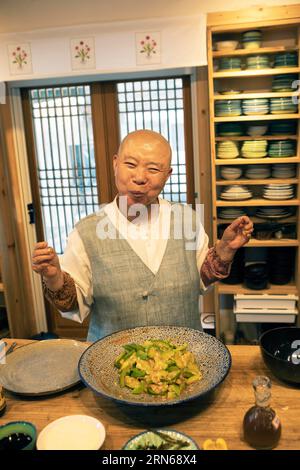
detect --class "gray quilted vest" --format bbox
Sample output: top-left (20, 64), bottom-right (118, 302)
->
top-left (76, 203), bottom-right (202, 341)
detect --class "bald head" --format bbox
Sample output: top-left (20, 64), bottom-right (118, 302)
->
top-left (118, 129), bottom-right (172, 168)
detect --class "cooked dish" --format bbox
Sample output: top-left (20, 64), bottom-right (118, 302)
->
top-left (114, 339), bottom-right (202, 399)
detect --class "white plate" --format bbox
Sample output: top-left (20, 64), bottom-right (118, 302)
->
top-left (37, 415), bottom-right (106, 450)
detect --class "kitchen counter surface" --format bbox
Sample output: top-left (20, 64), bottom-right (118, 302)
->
top-left (0, 339), bottom-right (299, 450)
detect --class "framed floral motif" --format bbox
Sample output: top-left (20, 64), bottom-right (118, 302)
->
top-left (8, 43), bottom-right (33, 75)
top-left (70, 37), bottom-right (96, 70)
top-left (135, 32), bottom-right (161, 65)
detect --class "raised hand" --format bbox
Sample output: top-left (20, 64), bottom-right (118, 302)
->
top-left (216, 216), bottom-right (254, 262)
top-left (32, 241), bottom-right (64, 290)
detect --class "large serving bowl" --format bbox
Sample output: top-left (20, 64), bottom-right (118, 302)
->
top-left (259, 327), bottom-right (300, 384)
top-left (79, 326), bottom-right (231, 406)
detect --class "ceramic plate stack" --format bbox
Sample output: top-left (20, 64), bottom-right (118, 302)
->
top-left (241, 140), bottom-right (268, 158)
top-left (220, 185), bottom-right (252, 200)
top-left (242, 30), bottom-right (262, 49)
top-left (270, 97), bottom-right (298, 114)
top-left (218, 207), bottom-right (247, 219)
top-left (217, 141), bottom-right (240, 159)
top-left (256, 207), bottom-right (294, 219)
top-left (219, 57), bottom-right (242, 71)
top-left (244, 164), bottom-right (271, 179)
top-left (269, 120), bottom-right (297, 135)
top-left (274, 52), bottom-right (298, 68)
top-left (220, 166), bottom-right (243, 180)
top-left (217, 122), bottom-right (244, 136)
top-left (215, 100), bottom-right (242, 117)
top-left (271, 163), bottom-right (296, 178)
top-left (272, 74), bottom-right (298, 92)
top-left (263, 183), bottom-right (294, 200)
top-left (242, 99), bottom-right (269, 115)
top-left (246, 55), bottom-right (270, 69)
top-left (268, 140), bottom-right (296, 157)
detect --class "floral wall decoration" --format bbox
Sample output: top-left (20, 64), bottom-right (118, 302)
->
top-left (70, 37), bottom-right (95, 70)
top-left (135, 32), bottom-right (161, 65)
top-left (7, 43), bottom-right (33, 75)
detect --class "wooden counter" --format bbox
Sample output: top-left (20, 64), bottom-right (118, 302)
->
top-left (0, 339), bottom-right (299, 450)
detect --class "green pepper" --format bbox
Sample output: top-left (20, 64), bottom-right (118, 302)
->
top-left (182, 369), bottom-right (194, 378)
top-left (132, 381), bottom-right (145, 394)
top-left (114, 351), bottom-right (127, 369)
top-left (130, 367), bottom-right (146, 378)
top-left (119, 367), bottom-right (130, 387)
top-left (136, 350), bottom-right (148, 360)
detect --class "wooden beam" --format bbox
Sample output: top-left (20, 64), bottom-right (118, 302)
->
top-left (207, 3), bottom-right (300, 27)
top-left (195, 66), bottom-right (215, 322)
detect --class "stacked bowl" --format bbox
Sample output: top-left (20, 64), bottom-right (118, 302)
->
top-left (241, 140), bottom-right (268, 158)
top-left (218, 207), bottom-right (246, 219)
top-left (268, 140), bottom-right (296, 157)
top-left (244, 164), bottom-right (271, 179)
top-left (242, 98), bottom-right (269, 115)
top-left (246, 124), bottom-right (268, 136)
top-left (268, 248), bottom-right (295, 284)
top-left (270, 97), bottom-right (298, 114)
top-left (269, 121), bottom-right (297, 135)
top-left (274, 52), bottom-right (298, 68)
top-left (263, 183), bottom-right (294, 200)
top-left (215, 100), bottom-right (242, 117)
top-left (217, 141), bottom-right (239, 159)
top-left (272, 74), bottom-right (298, 92)
top-left (220, 185), bottom-right (252, 200)
top-left (255, 207), bottom-right (294, 219)
top-left (271, 163), bottom-right (296, 178)
top-left (246, 55), bottom-right (270, 69)
top-left (217, 122), bottom-right (244, 136)
top-left (220, 166), bottom-right (243, 180)
top-left (218, 57), bottom-right (242, 71)
top-left (244, 263), bottom-right (268, 290)
top-left (215, 40), bottom-right (239, 51)
top-left (242, 30), bottom-right (262, 49)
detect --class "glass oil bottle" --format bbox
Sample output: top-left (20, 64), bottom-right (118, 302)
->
top-left (243, 375), bottom-right (281, 450)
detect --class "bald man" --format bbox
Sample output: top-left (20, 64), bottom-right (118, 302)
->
top-left (32, 130), bottom-right (253, 341)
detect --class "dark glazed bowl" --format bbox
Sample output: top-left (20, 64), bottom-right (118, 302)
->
top-left (259, 327), bottom-right (300, 384)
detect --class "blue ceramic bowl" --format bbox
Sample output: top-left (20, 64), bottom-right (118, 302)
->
top-left (78, 326), bottom-right (232, 407)
top-left (122, 429), bottom-right (200, 450)
top-left (0, 421), bottom-right (37, 450)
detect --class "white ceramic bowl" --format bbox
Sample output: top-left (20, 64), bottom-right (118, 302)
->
top-left (36, 415), bottom-right (106, 450)
top-left (215, 41), bottom-right (239, 51)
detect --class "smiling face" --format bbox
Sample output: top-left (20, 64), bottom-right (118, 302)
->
top-left (113, 130), bottom-right (172, 209)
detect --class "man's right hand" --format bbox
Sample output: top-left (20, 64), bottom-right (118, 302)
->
top-left (32, 241), bottom-right (64, 291)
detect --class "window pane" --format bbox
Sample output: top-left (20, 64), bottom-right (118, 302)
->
top-left (29, 85), bottom-right (98, 254)
top-left (116, 77), bottom-right (188, 203)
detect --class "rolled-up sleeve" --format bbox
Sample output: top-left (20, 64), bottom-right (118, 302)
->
top-left (196, 226), bottom-right (231, 292)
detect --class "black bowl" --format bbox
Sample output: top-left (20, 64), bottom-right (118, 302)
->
top-left (259, 327), bottom-right (300, 384)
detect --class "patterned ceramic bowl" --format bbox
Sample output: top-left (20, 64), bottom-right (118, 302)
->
top-left (122, 429), bottom-right (199, 450)
top-left (78, 326), bottom-right (232, 407)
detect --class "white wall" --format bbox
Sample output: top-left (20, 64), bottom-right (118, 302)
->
top-left (1, 0), bottom-right (299, 34)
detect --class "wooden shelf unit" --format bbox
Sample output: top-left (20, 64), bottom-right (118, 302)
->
top-left (213, 45), bottom-right (299, 58)
top-left (213, 67), bottom-right (300, 78)
top-left (207, 17), bottom-right (300, 338)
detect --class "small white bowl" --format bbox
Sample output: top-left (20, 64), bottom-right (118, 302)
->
top-left (37, 415), bottom-right (106, 450)
top-left (215, 41), bottom-right (239, 51)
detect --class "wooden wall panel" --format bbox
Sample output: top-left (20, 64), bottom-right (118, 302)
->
top-left (195, 66), bottom-right (215, 319)
top-left (0, 91), bottom-right (37, 337)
